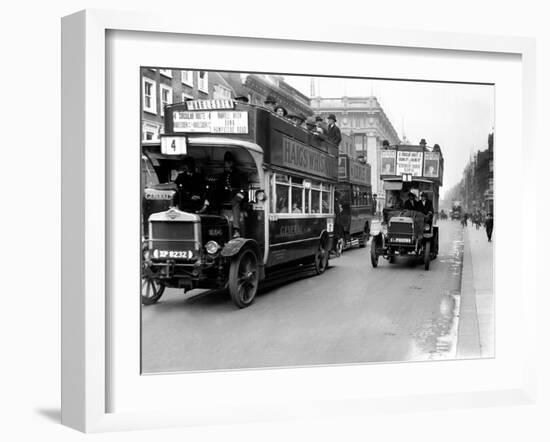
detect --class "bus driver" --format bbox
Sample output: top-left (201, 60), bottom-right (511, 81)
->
top-left (200, 151), bottom-right (247, 238)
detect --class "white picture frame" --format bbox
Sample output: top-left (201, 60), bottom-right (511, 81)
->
top-left (61, 9), bottom-right (537, 433)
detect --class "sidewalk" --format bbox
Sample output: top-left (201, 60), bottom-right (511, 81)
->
top-left (456, 223), bottom-right (495, 358)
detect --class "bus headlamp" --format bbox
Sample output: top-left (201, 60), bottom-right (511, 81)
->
top-left (255, 189), bottom-right (266, 202)
top-left (205, 240), bottom-right (221, 254)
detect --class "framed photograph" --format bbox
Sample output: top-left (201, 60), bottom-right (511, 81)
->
top-left (61, 9), bottom-right (537, 433)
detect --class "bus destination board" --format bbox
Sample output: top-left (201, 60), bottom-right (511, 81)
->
top-left (172, 111), bottom-right (249, 134)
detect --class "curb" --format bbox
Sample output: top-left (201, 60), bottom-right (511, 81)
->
top-left (456, 226), bottom-right (482, 358)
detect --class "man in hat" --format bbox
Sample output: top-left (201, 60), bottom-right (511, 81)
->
top-left (173, 156), bottom-right (205, 213)
top-left (287, 113), bottom-right (305, 126)
top-left (201, 151), bottom-right (247, 237)
top-left (326, 114), bottom-right (342, 146)
top-left (264, 95), bottom-right (277, 111)
top-left (315, 116), bottom-right (327, 135)
top-left (404, 191), bottom-right (419, 211)
top-left (417, 192), bottom-right (434, 225)
top-left (305, 116), bottom-right (317, 132)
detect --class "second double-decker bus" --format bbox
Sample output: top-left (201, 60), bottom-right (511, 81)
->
top-left (334, 154), bottom-right (374, 254)
top-left (141, 99), bottom-right (339, 308)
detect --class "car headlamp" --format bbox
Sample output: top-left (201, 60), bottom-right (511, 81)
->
top-left (205, 240), bottom-right (221, 254)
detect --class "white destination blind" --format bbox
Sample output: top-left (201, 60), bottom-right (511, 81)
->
top-left (173, 111), bottom-right (248, 134)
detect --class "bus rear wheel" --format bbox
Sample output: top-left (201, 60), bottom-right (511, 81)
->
top-left (313, 237), bottom-right (329, 275)
top-left (424, 241), bottom-right (431, 271)
top-left (228, 248), bottom-right (259, 308)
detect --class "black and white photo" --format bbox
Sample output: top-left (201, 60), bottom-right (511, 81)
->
top-left (140, 69), bottom-right (495, 373)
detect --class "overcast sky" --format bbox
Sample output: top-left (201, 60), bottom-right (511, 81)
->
top-left (283, 75), bottom-right (494, 196)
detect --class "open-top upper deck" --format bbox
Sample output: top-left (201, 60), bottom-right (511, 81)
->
top-left (380, 143), bottom-right (444, 187)
top-left (163, 100), bottom-right (339, 182)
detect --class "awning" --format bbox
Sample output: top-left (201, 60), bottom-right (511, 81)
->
top-left (383, 181), bottom-right (403, 191)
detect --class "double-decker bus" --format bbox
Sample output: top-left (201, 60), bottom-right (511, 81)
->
top-left (370, 141), bottom-right (444, 270)
top-left (141, 99), bottom-right (339, 308)
top-left (334, 154), bottom-right (374, 254)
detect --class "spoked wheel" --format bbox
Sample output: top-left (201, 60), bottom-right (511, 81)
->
top-left (313, 236), bottom-right (329, 275)
top-left (334, 237), bottom-right (344, 257)
top-left (141, 270), bottom-right (166, 305)
top-left (228, 248), bottom-right (259, 308)
top-left (370, 236), bottom-right (379, 268)
top-left (424, 241), bottom-right (431, 271)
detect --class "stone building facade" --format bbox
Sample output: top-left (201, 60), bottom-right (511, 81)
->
top-left (311, 96), bottom-right (400, 202)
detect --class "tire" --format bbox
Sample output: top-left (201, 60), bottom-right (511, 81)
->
top-left (334, 237), bottom-right (344, 257)
top-left (430, 230), bottom-right (439, 260)
top-left (141, 273), bottom-right (166, 305)
top-left (358, 227), bottom-right (368, 248)
top-left (388, 252), bottom-right (395, 264)
top-left (228, 248), bottom-right (260, 308)
top-left (424, 241), bottom-right (431, 271)
top-left (370, 237), bottom-right (379, 268)
top-left (313, 236), bottom-right (329, 275)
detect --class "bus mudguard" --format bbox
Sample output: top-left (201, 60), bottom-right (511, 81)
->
top-left (220, 238), bottom-right (260, 259)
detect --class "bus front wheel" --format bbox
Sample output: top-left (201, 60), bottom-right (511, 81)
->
top-left (228, 248), bottom-right (259, 308)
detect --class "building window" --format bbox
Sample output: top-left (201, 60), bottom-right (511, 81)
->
top-left (160, 85), bottom-right (172, 116)
top-left (213, 84), bottom-right (232, 100)
top-left (181, 70), bottom-right (193, 86)
top-left (159, 69), bottom-right (172, 78)
top-left (142, 122), bottom-right (160, 141)
top-left (198, 71), bottom-right (208, 93)
top-left (142, 78), bottom-right (157, 114)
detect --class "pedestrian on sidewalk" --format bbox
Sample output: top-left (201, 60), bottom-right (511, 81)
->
top-left (484, 212), bottom-right (494, 242)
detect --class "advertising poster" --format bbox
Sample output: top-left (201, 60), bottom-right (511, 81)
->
top-left (381, 150), bottom-right (396, 175)
top-left (423, 151), bottom-right (440, 178)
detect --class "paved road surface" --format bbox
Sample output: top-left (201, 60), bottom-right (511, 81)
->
top-left (142, 220), bottom-right (464, 373)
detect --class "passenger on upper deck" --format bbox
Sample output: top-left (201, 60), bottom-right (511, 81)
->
top-left (274, 105), bottom-right (287, 117)
top-left (326, 114), bottom-right (342, 147)
top-left (315, 116), bottom-right (327, 135)
top-left (173, 156), bottom-right (205, 213)
top-left (264, 95), bottom-right (277, 111)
